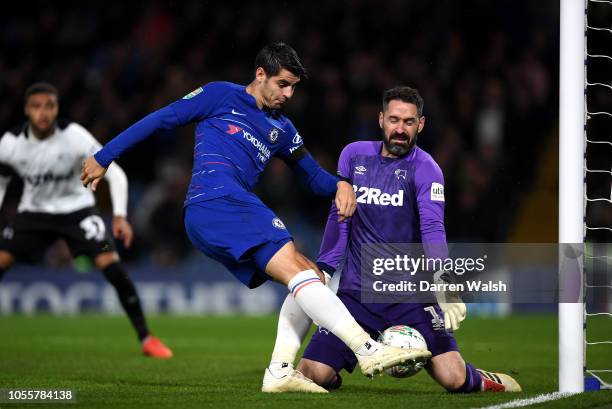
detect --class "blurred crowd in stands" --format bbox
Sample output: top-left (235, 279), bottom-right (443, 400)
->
top-left (0, 0), bottom-right (560, 267)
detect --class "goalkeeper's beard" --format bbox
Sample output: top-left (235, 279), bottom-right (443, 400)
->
top-left (382, 130), bottom-right (418, 157)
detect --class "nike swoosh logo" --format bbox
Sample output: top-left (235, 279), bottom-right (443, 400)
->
top-left (231, 109), bottom-right (246, 116)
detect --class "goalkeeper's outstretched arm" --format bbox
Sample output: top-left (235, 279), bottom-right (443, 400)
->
top-left (415, 157), bottom-right (466, 331)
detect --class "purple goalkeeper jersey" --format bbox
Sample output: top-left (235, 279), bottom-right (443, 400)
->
top-left (318, 141), bottom-right (448, 292)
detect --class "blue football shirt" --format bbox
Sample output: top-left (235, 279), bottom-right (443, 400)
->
top-left (95, 81), bottom-right (305, 206)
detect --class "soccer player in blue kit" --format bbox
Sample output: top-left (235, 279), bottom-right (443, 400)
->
top-left (80, 43), bottom-right (431, 393)
top-left (289, 86), bottom-right (522, 393)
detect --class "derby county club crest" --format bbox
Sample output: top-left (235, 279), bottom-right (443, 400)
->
top-left (394, 169), bottom-right (407, 180)
top-left (268, 128), bottom-right (279, 143)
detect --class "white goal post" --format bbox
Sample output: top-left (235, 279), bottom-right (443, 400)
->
top-left (558, 0), bottom-right (586, 394)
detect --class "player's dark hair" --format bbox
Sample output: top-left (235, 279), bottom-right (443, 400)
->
top-left (24, 82), bottom-right (59, 103)
top-left (382, 86), bottom-right (424, 116)
top-left (254, 42), bottom-right (308, 80)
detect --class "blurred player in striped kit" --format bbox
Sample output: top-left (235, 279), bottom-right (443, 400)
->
top-left (0, 82), bottom-right (172, 359)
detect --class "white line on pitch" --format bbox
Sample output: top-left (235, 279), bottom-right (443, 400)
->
top-left (474, 392), bottom-right (578, 409)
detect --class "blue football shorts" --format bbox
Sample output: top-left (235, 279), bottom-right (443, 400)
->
top-left (184, 190), bottom-right (292, 288)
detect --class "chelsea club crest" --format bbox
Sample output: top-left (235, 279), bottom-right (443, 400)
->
top-left (272, 217), bottom-right (286, 230)
top-left (268, 128), bottom-right (279, 143)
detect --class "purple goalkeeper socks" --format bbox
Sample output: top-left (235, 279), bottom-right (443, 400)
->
top-left (455, 363), bottom-right (483, 393)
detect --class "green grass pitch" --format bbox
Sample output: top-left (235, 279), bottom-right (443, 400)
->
top-left (0, 314), bottom-right (610, 408)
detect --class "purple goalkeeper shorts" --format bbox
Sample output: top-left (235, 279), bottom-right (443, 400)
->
top-left (302, 290), bottom-right (458, 373)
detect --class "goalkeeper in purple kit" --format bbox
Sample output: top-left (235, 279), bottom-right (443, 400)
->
top-left (267, 86), bottom-right (522, 393)
top-left (80, 43), bottom-right (431, 393)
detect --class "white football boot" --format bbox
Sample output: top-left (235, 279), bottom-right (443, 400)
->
top-left (262, 363), bottom-right (328, 393)
top-left (356, 342), bottom-right (432, 377)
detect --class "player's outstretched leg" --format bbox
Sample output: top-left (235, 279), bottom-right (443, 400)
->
top-left (95, 253), bottom-right (173, 359)
top-left (286, 270), bottom-right (430, 377)
top-left (265, 243), bottom-right (431, 380)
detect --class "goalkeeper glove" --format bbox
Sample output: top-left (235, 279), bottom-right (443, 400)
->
top-left (433, 270), bottom-right (467, 331)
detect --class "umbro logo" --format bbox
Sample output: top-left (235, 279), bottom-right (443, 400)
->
top-left (355, 165), bottom-right (367, 175)
top-left (231, 109), bottom-right (246, 116)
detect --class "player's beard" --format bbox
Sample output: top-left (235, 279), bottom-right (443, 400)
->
top-left (382, 130), bottom-right (417, 157)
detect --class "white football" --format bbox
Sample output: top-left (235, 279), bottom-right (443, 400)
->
top-left (378, 325), bottom-right (429, 378)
